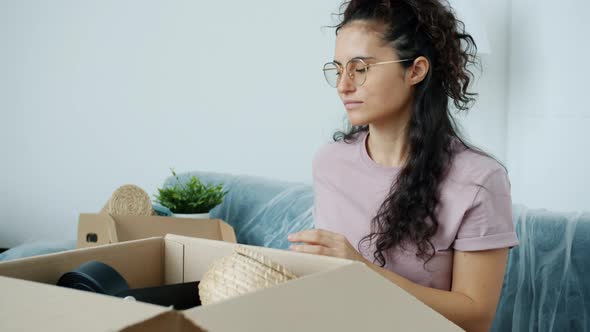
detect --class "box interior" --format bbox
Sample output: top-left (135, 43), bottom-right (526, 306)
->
top-left (0, 234), bottom-right (352, 304)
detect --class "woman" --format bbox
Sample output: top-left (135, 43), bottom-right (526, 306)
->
top-left (287, 1), bottom-right (518, 331)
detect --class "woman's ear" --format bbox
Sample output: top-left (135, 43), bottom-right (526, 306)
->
top-left (406, 56), bottom-right (430, 86)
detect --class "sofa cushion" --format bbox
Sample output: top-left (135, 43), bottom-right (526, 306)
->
top-left (492, 205), bottom-right (590, 331)
top-left (164, 171), bottom-right (314, 249)
top-left (0, 240), bottom-right (77, 262)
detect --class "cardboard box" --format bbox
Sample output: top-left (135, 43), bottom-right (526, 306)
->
top-left (0, 235), bottom-right (463, 331)
top-left (77, 213), bottom-right (236, 248)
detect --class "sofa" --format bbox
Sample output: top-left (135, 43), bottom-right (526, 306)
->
top-left (1, 171), bottom-right (589, 331)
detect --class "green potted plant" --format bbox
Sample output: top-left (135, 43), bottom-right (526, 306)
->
top-left (154, 169), bottom-right (228, 219)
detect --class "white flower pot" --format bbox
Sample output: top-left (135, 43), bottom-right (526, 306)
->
top-left (173, 212), bottom-right (210, 219)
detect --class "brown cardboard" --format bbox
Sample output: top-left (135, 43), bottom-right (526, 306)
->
top-left (0, 237), bottom-right (165, 287)
top-left (186, 263), bottom-right (455, 331)
top-left (0, 276), bottom-right (171, 332)
top-left (0, 235), bottom-right (464, 331)
top-left (121, 311), bottom-right (207, 332)
top-left (77, 213), bottom-right (236, 248)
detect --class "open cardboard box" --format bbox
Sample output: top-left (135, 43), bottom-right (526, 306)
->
top-left (0, 235), bottom-right (463, 331)
top-left (77, 213), bottom-right (236, 248)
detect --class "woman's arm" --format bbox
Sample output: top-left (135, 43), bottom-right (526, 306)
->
top-left (288, 229), bottom-right (509, 332)
top-left (363, 248), bottom-right (508, 332)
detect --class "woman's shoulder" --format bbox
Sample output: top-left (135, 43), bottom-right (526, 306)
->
top-left (448, 142), bottom-right (508, 187)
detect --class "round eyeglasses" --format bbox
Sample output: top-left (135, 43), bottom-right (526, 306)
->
top-left (322, 58), bottom-right (414, 88)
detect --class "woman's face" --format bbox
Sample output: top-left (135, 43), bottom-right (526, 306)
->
top-left (333, 21), bottom-right (414, 127)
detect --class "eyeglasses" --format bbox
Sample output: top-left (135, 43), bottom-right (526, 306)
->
top-left (322, 58), bottom-right (414, 88)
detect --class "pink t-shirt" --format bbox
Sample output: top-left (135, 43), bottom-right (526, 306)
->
top-left (312, 131), bottom-right (519, 291)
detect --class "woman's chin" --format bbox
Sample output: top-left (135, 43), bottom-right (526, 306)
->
top-left (346, 112), bottom-right (371, 127)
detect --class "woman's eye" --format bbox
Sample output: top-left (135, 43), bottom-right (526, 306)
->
top-left (356, 68), bottom-right (367, 73)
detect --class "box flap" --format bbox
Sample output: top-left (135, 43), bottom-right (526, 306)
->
top-left (219, 221), bottom-right (237, 243)
top-left (78, 213), bottom-right (118, 248)
top-left (120, 311), bottom-right (207, 332)
top-left (163, 234), bottom-right (353, 281)
top-left (183, 263), bottom-right (463, 331)
top-left (78, 214), bottom-right (236, 248)
top-left (165, 239), bottom-right (185, 285)
top-left (0, 237), bottom-right (165, 288)
top-left (0, 276), bottom-right (169, 332)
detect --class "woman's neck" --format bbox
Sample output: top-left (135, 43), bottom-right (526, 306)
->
top-left (366, 110), bottom-right (411, 168)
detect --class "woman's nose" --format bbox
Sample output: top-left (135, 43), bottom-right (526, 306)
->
top-left (337, 72), bottom-right (356, 94)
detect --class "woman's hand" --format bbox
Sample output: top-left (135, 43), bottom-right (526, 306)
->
top-left (287, 229), bottom-right (368, 263)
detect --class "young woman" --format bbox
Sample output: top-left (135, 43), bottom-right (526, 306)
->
top-left (287, 1), bottom-right (518, 331)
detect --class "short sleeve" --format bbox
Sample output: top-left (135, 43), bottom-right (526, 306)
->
top-left (453, 169), bottom-right (519, 251)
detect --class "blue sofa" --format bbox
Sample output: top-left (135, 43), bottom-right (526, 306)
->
top-left (2, 171), bottom-right (589, 331)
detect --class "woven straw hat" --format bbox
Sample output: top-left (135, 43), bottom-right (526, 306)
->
top-left (101, 184), bottom-right (154, 216)
top-left (198, 245), bottom-right (298, 305)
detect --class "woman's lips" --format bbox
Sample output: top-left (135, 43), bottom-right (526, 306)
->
top-left (343, 101), bottom-right (363, 110)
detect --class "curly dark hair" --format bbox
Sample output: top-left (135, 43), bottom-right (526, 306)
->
top-left (331, 0), bottom-right (480, 266)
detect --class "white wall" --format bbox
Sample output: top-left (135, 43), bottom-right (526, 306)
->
top-left (452, 0), bottom-right (511, 163)
top-left (506, 0), bottom-right (590, 212)
top-left (0, 0), bottom-right (511, 248)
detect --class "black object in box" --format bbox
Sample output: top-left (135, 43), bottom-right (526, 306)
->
top-left (57, 260), bottom-right (202, 309)
top-left (116, 281), bottom-right (201, 310)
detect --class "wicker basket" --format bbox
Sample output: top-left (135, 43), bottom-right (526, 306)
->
top-left (101, 184), bottom-right (154, 216)
top-left (198, 245), bottom-right (299, 305)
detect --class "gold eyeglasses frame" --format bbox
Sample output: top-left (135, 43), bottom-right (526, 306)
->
top-left (322, 58), bottom-right (415, 88)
